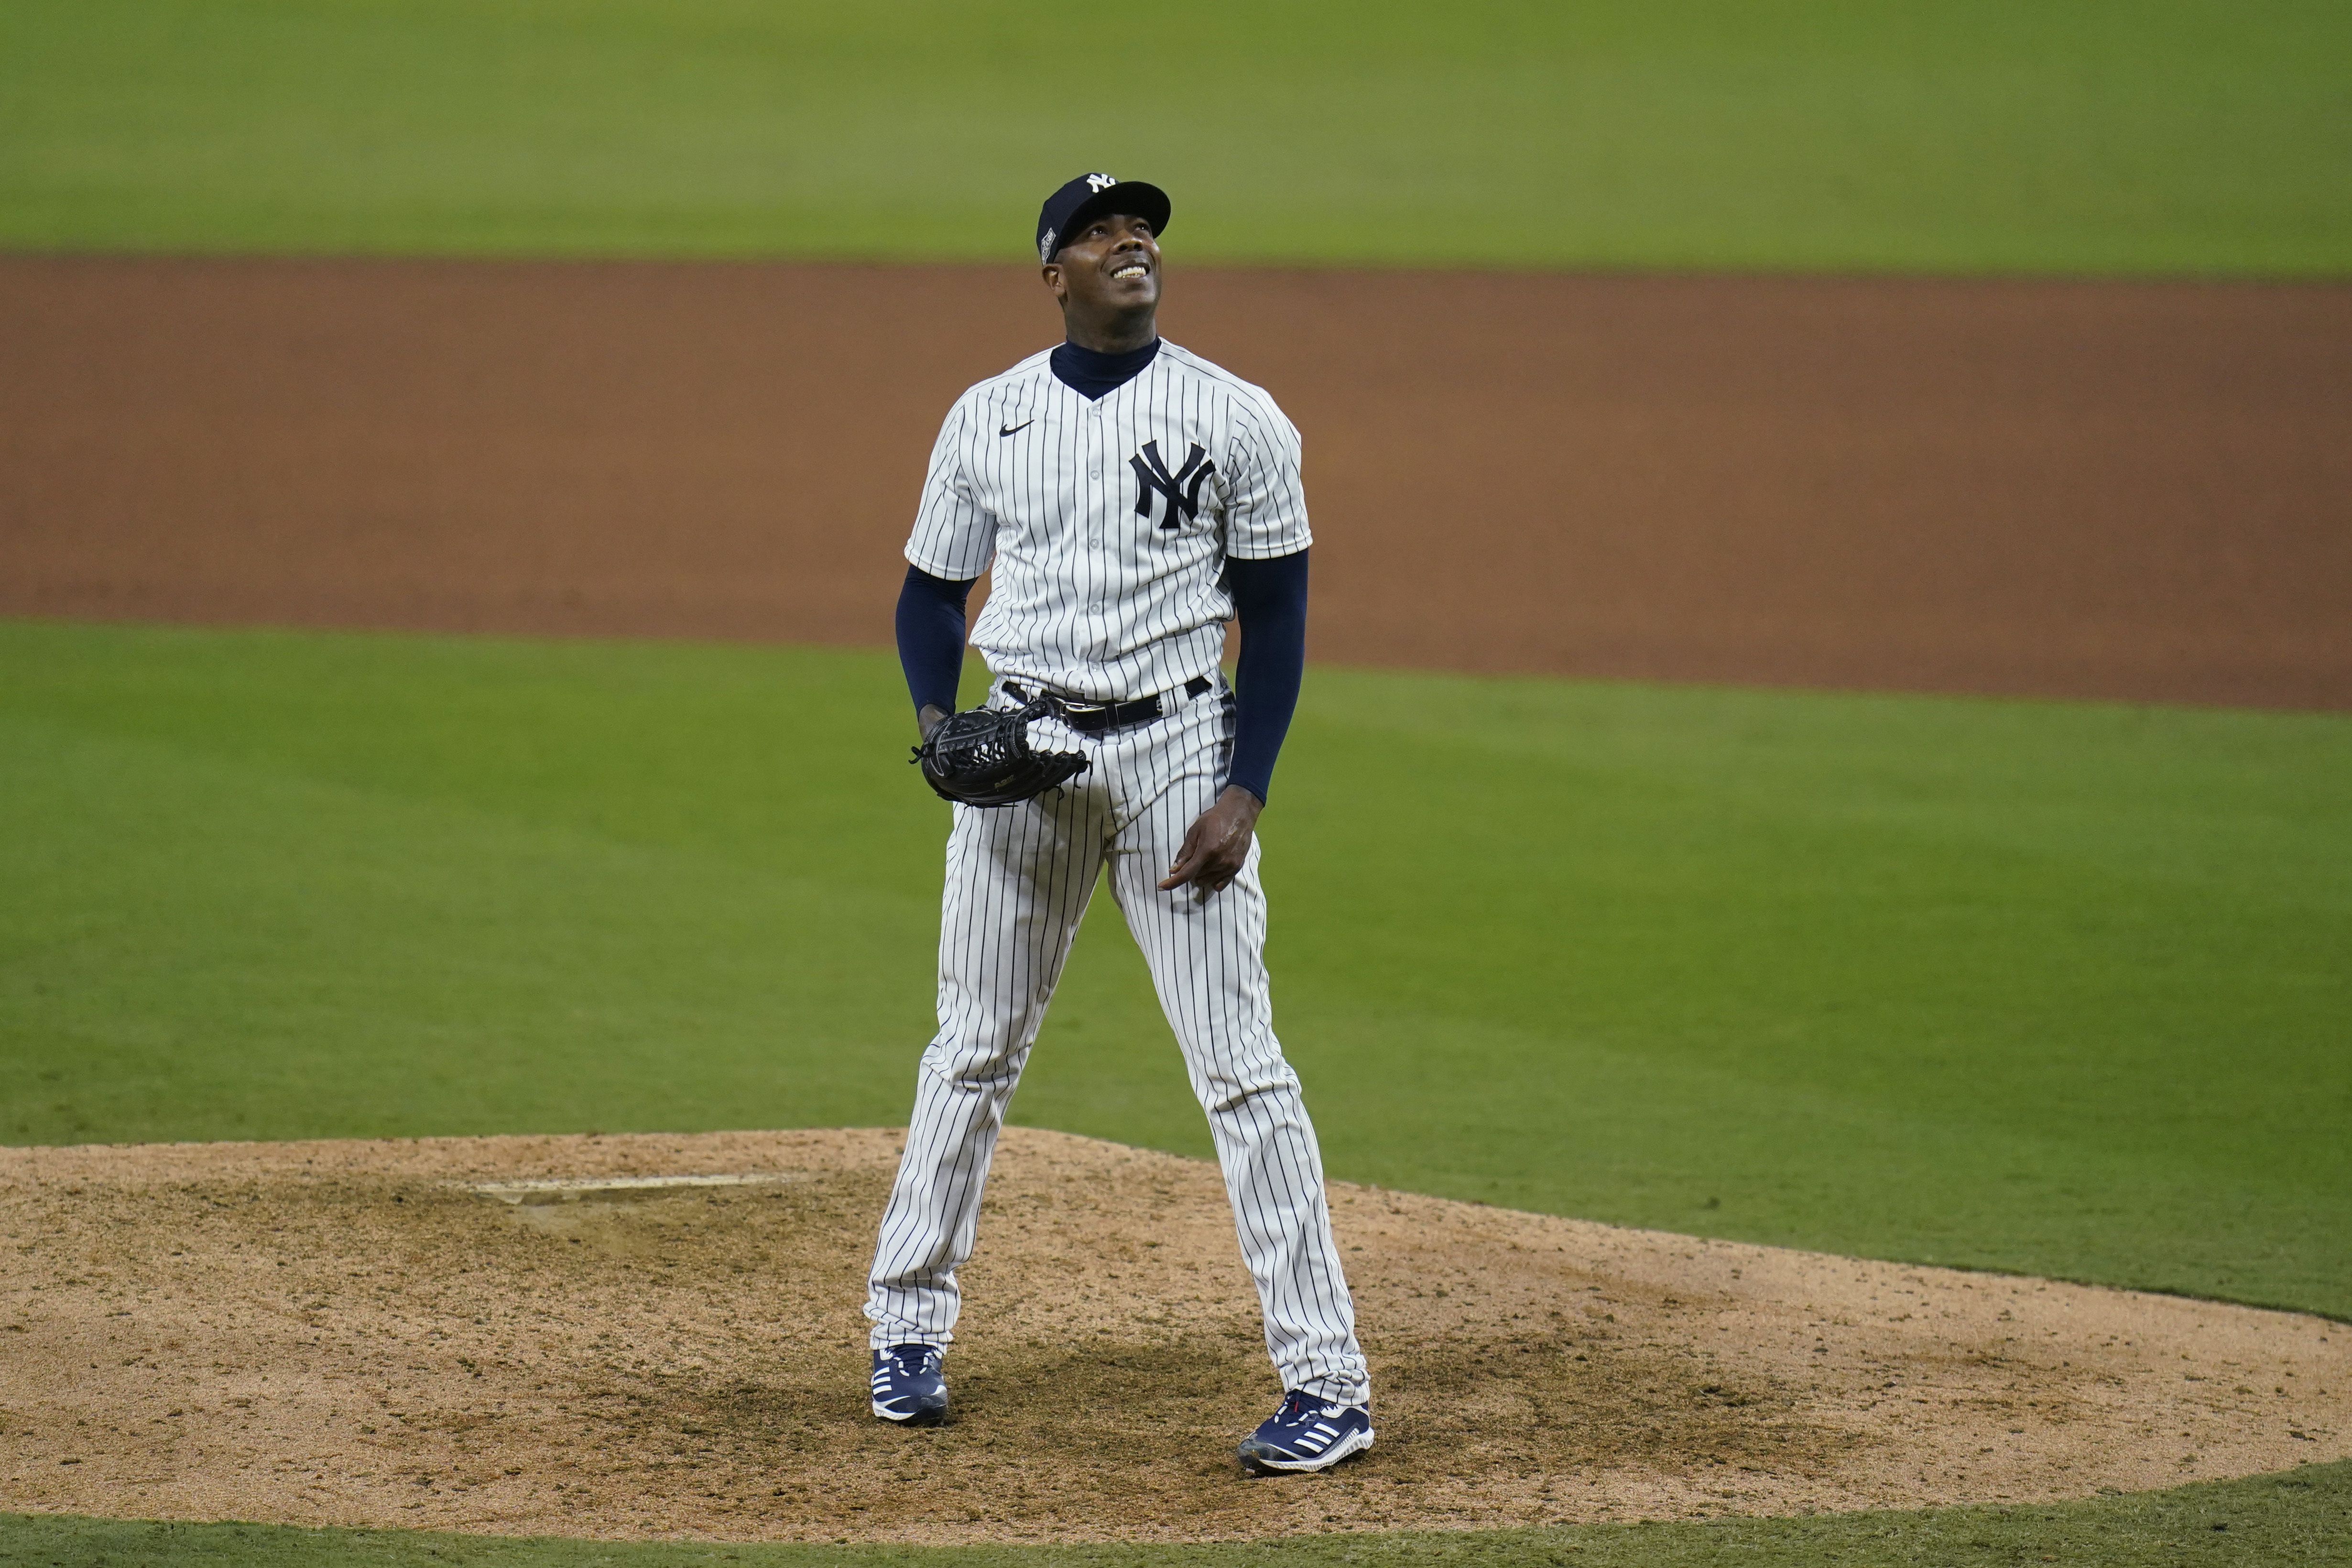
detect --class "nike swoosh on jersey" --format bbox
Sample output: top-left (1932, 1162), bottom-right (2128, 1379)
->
top-left (998, 420), bottom-right (1034, 437)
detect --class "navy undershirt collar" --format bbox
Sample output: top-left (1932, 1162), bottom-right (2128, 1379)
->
top-left (1051, 337), bottom-right (1160, 401)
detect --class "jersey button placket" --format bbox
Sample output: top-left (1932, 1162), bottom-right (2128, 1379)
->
top-left (1088, 412), bottom-right (1106, 547)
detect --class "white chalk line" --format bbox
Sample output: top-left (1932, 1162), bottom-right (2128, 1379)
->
top-left (462, 1173), bottom-right (807, 1205)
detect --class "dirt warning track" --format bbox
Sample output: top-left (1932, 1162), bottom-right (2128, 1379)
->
top-left (2, 258), bottom-right (2348, 708)
top-left (1, 1130), bottom-right (2343, 1545)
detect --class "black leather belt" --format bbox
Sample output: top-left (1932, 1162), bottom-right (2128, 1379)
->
top-left (1003, 675), bottom-right (1213, 734)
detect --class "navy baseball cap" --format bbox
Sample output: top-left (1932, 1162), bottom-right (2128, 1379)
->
top-left (1036, 173), bottom-right (1171, 263)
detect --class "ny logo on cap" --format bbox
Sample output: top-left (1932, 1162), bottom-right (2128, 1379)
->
top-left (1086, 173), bottom-right (1117, 193)
top-left (1131, 440), bottom-right (1216, 530)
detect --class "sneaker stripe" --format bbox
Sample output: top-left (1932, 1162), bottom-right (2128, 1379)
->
top-left (1240, 1400), bottom-right (1373, 1474)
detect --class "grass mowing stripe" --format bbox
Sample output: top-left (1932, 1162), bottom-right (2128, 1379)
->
top-left (0, 0), bottom-right (2347, 273)
top-left (2, 1460), bottom-right (2347, 1563)
top-left (1, 619), bottom-right (2347, 1327)
top-left (0, 718), bottom-right (932, 1140)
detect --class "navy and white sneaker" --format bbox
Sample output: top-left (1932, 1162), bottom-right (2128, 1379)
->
top-left (1237, 1389), bottom-right (1373, 1474)
top-left (870, 1343), bottom-right (948, 1426)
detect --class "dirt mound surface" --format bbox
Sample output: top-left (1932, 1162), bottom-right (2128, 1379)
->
top-left (1, 1129), bottom-right (2343, 1544)
top-left (4, 259), bottom-right (2348, 708)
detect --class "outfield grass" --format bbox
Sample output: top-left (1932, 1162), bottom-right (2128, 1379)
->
top-left (1, 0), bottom-right (2346, 274)
top-left (5, 1461), bottom-right (2349, 1564)
top-left (3, 619), bottom-right (2347, 1325)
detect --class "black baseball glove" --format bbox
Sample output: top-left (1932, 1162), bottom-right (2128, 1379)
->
top-left (910, 697), bottom-right (1089, 807)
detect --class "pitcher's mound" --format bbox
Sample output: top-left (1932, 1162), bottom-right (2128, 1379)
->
top-left (1, 1129), bottom-right (2343, 1544)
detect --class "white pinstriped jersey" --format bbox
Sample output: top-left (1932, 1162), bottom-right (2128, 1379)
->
top-left (904, 340), bottom-right (1312, 703)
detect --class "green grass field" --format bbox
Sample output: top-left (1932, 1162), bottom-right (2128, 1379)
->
top-left (3, 0), bottom-right (2347, 273)
top-left (5, 619), bottom-right (2347, 1322)
top-left (7, 1459), bottom-right (2351, 1566)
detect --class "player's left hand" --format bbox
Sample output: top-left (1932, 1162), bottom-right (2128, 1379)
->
top-left (1161, 786), bottom-right (1263, 895)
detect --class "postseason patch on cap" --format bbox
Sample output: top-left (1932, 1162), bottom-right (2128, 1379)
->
top-left (1040, 175), bottom-right (1111, 261)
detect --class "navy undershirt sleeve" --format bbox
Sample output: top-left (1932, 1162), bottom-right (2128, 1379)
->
top-left (896, 565), bottom-right (976, 717)
top-left (1224, 550), bottom-right (1309, 805)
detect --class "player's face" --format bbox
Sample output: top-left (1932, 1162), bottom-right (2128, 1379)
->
top-left (1046, 211), bottom-right (1161, 316)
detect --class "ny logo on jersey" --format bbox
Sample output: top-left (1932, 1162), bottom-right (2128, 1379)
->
top-left (1131, 440), bottom-right (1216, 530)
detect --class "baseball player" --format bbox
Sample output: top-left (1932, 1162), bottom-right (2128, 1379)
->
top-left (863, 174), bottom-right (1372, 1475)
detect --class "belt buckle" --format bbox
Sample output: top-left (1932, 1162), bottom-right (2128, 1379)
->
top-left (1042, 692), bottom-right (1118, 735)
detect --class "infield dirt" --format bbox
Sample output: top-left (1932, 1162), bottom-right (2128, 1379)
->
top-left (2, 1129), bottom-right (2343, 1545)
top-left (4, 258), bottom-right (2348, 708)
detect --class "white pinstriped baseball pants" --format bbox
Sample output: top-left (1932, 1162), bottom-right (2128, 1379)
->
top-left (865, 681), bottom-right (1370, 1406)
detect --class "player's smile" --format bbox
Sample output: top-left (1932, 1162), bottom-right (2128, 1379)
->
top-left (1100, 251), bottom-right (1156, 305)
top-left (1102, 237), bottom-right (1156, 282)
top-left (1085, 232), bottom-right (1160, 303)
